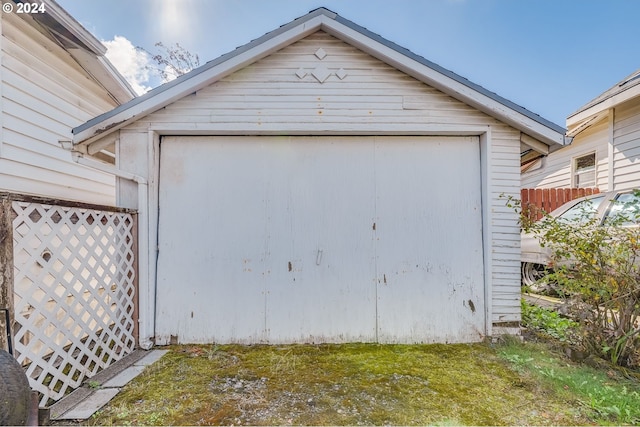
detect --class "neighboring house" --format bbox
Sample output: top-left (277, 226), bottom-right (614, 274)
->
top-left (71, 8), bottom-right (565, 347)
top-left (0, 0), bottom-right (136, 205)
top-left (522, 68), bottom-right (640, 192)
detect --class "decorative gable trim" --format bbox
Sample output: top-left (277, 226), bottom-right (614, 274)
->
top-left (72, 8), bottom-right (565, 148)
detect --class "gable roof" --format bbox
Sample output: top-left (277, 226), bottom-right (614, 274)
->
top-left (567, 68), bottom-right (640, 132)
top-left (72, 7), bottom-right (566, 147)
top-left (23, 0), bottom-right (137, 104)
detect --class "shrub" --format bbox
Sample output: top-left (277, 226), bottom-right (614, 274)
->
top-left (524, 192), bottom-right (640, 367)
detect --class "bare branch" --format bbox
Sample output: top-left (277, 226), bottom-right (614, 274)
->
top-left (136, 42), bottom-right (201, 82)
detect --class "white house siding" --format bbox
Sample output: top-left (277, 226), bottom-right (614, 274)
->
top-left (521, 119), bottom-right (609, 191)
top-left (0, 12), bottom-right (117, 204)
top-left (115, 30), bottom-right (528, 337)
top-left (489, 125), bottom-right (522, 325)
top-left (613, 100), bottom-right (640, 191)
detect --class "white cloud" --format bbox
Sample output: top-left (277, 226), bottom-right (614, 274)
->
top-left (102, 36), bottom-right (153, 95)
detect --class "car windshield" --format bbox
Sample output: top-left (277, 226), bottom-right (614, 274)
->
top-left (603, 192), bottom-right (640, 226)
top-left (556, 195), bottom-right (605, 224)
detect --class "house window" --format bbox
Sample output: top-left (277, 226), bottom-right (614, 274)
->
top-left (574, 153), bottom-right (596, 188)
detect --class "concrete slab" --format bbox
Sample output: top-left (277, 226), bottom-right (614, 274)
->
top-left (49, 387), bottom-right (93, 420)
top-left (88, 349), bottom-right (149, 385)
top-left (136, 349), bottom-right (169, 366)
top-left (60, 388), bottom-right (120, 420)
top-left (50, 349), bottom-right (171, 420)
top-left (102, 365), bottom-right (146, 388)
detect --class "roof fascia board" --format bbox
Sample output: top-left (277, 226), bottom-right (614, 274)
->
top-left (566, 110), bottom-right (608, 137)
top-left (520, 133), bottom-right (549, 155)
top-left (21, 1), bottom-right (135, 103)
top-left (67, 48), bottom-right (137, 103)
top-left (150, 123), bottom-right (492, 136)
top-left (95, 55), bottom-right (138, 100)
top-left (73, 13), bottom-right (328, 145)
top-left (567, 84), bottom-right (640, 127)
top-left (41, 0), bottom-right (106, 55)
top-left (320, 17), bottom-right (565, 146)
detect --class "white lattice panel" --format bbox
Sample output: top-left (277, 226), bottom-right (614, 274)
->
top-left (11, 201), bottom-right (137, 407)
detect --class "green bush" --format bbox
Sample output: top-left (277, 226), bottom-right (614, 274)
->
top-left (523, 192), bottom-right (640, 367)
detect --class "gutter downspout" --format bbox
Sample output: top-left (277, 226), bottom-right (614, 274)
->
top-left (70, 151), bottom-right (154, 350)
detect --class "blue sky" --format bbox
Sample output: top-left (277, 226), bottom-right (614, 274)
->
top-left (57, 0), bottom-right (640, 127)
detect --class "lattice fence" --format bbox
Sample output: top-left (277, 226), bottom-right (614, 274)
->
top-left (4, 196), bottom-right (138, 407)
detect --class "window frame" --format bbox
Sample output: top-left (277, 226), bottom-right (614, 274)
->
top-left (572, 152), bottom-right (596, 188)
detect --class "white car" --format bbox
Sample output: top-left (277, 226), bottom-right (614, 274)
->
top-left (521, 190), bottom-right (640, 287)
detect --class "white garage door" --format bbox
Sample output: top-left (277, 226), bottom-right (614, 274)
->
top-left (155, 136), bottom-right (484, 344)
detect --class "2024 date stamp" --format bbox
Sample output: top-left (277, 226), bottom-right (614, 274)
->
top-left (3, 2), bottom-right (46, 14)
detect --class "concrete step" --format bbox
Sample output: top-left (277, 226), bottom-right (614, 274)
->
top-left (48, 349), bottom-right (168, 421)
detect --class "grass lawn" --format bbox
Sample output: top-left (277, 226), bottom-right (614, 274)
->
top-left (84, 339), bottom-right (640, 426)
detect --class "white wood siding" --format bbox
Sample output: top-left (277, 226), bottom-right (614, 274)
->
top-left (523, 97), bottom-right (640, 194)
top-left (489, 125), bottom-right (521, 324)
top-left (138, 32), bottom-right (500, 132)
top-left (613, 100), bottom-right (640, 191)
top-left (522, 119), bottom-right (609, 190)
top-left (116, 30), bottom-right (526, 332)
top-left (0, 12), bottom-right (117, 204)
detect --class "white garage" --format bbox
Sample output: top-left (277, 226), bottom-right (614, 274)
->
top-left (71, 8), bottom-right (566, 347)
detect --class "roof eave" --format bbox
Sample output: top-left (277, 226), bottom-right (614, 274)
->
top-left (23, 0), bottom-right (136, 103)
top-left (327, 13), bottom-right (565, 146)
top-left (40, 0), bottom-right (106, 55)
top-left (320, 17), bottom-right (565, 147)
top-left (73, 7), bottom-right (565, 149)
top-left (67, 48), bottom-right (137, 104)
top-left (568, 83), bottom-right (640, 128)
top-left (73, 11), bottom-right (330, 145)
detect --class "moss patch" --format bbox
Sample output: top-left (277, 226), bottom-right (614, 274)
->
top-left (88, 343), bottom-right (595, 426)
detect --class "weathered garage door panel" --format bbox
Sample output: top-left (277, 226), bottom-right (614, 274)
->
top-left (157, 141), bottom-right (271, 343)
top-left (155, 136), bottom-right (483, 344)
top-left (263, 140), bottom-right (378, 343)
top-left (374, 139), bottom-right (484, 343)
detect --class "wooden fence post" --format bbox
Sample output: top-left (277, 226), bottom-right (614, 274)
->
top-left (0, 198), bottom-right (15, 354)
top-left (131, 212), bottom-right (140, 347)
